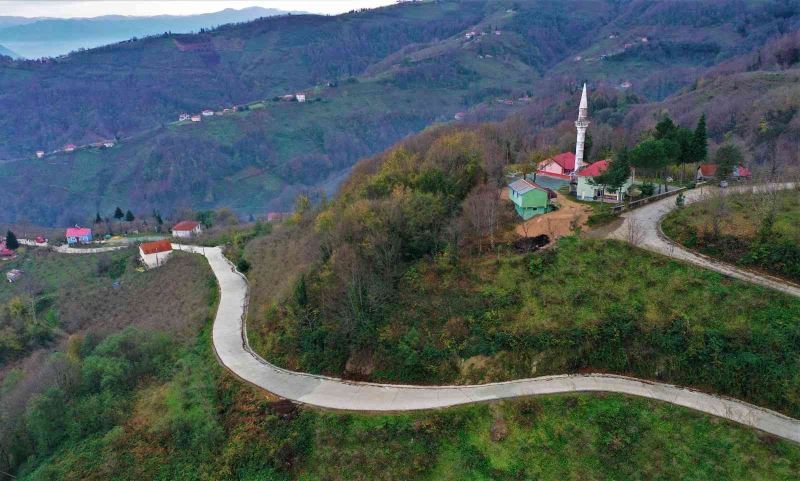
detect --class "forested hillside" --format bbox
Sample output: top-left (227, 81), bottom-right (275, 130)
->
top-left (1, 0), bottom-right (799, 226)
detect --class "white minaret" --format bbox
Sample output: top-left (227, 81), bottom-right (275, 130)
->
top-left (574, 83), bottom-right (590, 172)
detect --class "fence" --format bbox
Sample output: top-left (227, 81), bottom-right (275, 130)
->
top-left (611, 182), bottom-right (706, 213)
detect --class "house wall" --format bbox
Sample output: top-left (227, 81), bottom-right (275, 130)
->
top-left (140, 250), bottom-right (172, 269)
top-left (510, 188), bottom-right (550, 220)
top-left (539, 161), bottom-right (564, 176)
top-left (577, 177), bottom-right (633, 202)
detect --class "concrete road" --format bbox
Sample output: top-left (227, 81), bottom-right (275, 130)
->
top-left (181, 243), bottom-right (800, 443)
top-left (607, 182), bottom-right (800, 299)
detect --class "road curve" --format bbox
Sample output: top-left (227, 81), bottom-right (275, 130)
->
top-left (172, 243), bottom-right (800, 443)
top-left (607, 182), bottom-right (800, 299)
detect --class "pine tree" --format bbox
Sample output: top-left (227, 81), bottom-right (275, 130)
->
top-left (113, 207), bottom-right (124, 220)
top-left (125, 210), bottom-right (135, 222)
top-left (5, 230), bottom-right (19, 250)
top-left (94, 212), bottom-right (102, 224)
top-left (692, 114), bottom-right (708, 163)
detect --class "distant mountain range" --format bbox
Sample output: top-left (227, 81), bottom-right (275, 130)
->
top-left (0, 7), bottom-right (297, 58)
top-left (0, 43), bottom-right (17, 57)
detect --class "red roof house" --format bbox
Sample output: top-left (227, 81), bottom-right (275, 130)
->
top-left (64, 144), bottom-right (76, 152)
top-left (171, 220), bottom-right (202, 238)
top-left (576, 159), bottom-right (610, 177)
top-left (538, 152), bottom-right (576, 177)
top-left (139, 239), bottom-right (173, 269)
top-left (697, 164), bottom-right (752, 181)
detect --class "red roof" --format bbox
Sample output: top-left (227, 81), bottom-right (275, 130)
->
top-left (737, 165), bottom-right (752, 177)
top-left (172, 220), bottom-right (200, 231)
top-left (549, 152), bottom-right (576, 171)
top-left (140, 239), bottom-right (172, 255)
top-left (577, 159), bottom-right (610, 177)
top-left (66, 227), bottom-right (91, 237)
top-left (698, 164), bottom-right (717, 177)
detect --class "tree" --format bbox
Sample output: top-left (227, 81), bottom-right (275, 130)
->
top-left (654, 115), bottom-right (676, 140)
top-left (124, 210), bottom-right (135, 222)
top-left (5, 231), bottom-right (19, 250)
top-left (714, 144), bottom-right (743, 181)
top-left (691, 114), bottom-right (708, 163)
top-left (630, 139), bottom-right (670, 192)
top-left (593, 147), bottom-right (631, 195)
top-left (113, 207), bottom-right (124, 220)
top-left (94, 212), bottom-right (102, 224)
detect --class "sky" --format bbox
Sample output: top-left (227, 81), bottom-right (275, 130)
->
top-left (0, 1), bottom-right (396, 18)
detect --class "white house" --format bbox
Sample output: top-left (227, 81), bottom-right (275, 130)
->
top-left (179, 113), bottom-right (190, 121)
top-left (171, 220), bottom-right (202, 238)
top-left (35, 150), bottom-right (45, 158)
top-left (139, 239), bottom-right (173, 269)
top-left (296, 93), bottom-right (306, 102)
top-left (191, 115), bottom-right (201, 122)
top-left (575, 159), bottom-right (634, 202)
top-left (201, 109), bottom-right (214, 117)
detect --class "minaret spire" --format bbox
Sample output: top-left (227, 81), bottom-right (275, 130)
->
top-left (574, 83), bottom-right (590, 173)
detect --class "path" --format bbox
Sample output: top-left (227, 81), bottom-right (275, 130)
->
top-left (175, 244), bottom-right (800, 443)
top-left (514, 192), bottom-right (591, 239)
top-left (607, 182), bottom-right (800, 299)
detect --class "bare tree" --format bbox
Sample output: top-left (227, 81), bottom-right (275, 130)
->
top-left (462, 184), bottom-right (500, 254)
top-left (625, 218), bottom-right (645, 247)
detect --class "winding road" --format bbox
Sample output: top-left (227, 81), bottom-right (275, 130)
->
top-left (171, 242), bottom-right (800, 443)
top-left (15, 184), bottom-right (800, 443)
top-left (608, 182), bottom-right (800, 299)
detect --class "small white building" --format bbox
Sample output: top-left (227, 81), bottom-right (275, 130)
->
top-left (191, 115), bottom-right (201, 122)
top-left (139, 239), bottom-right (173, 269)
top-left (103, 141), bottom-right (115, 148)
top-left (35, 150), bottom-right (45, 158)
top-left (295, 93), bottom-right (306, 102)
top-left (201, 109), bottom-right (214, 117)
top-left (171, 220), bottom-right (202, 238)
top-left (179, 113), bottom-right (190, 121)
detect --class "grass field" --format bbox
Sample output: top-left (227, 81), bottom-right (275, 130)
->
top-left (663, 189), bottom-right (800, 281)
top-left (248, 236), bottom-right (800, 417)
top-left (17, 326), bottom-right (800, 481)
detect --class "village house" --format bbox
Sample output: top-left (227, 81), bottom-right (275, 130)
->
top-left (696, 164), bottom-right (752, 181)
top-left (66, 226), bottom-right (93, 245)
top-left (575, 159), bottom-right (634, 202)
top-left (508, 179), bottom-right (556, 220)
top-left (6, 269), bottom-right (22, 283)
top-left (281, 94), bottom-right (295, 101)
top-left (454, 112), bottom-right (465, 121)
top-left (171, 220), bottom-right (202, 238)
top-left (191, 115), bottom-right (202, 122)
top-left (64, 144), bottom-right (76, 152)
top-left (139, 239), bottom-right (173, 269)
top-left (202, 109), bottom-right (214, 117)
top-left (295, 93), bottom-right (306, 102)
top-left (103, 141), bottom-right (115, 148)
top-left (35, 150), bottom-right (45, 158)
top-left (0, 241), bottom-right (15, 259)
top-left (179, 113), bottom-right (190, 121)
top-left (538, 152), bottom-right (577, 178)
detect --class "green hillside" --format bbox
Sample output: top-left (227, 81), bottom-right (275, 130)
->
top-left (2, 0), bottom-right (799, 225)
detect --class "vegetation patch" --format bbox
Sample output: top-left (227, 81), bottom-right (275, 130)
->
top-left (663, 188), bottom-right (800, 281)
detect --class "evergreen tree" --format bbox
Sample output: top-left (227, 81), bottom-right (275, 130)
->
top-left (113, 207), bottom-right (124, 220)
top-left (593, 147), bottom-right (631, 194)
top-left (654, 115), bottom-right (676, 140)
top-left (714, 144), bottom-right (743, 181)
top-left (692, 114), bottom-right (708, 163)
top-left (94, 212), bottom-right (102, 224)
top-left (124, 210), bottom-right (135, 222)
top-left (5, 230), bottom-right (19, 250)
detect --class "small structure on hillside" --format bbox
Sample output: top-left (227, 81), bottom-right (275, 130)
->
top-left (508, 179), bottom-right (556, 220)
top-left (696, 164), bottom-right (752, 181)
top-left (538, 152), bottom-right (577, 177)
top-left (575, 159), bottom-right (634, 202)
top-left (66, 226), bottom-right (92, 245)
top-left (202, 109), bottom-right (214, 117)
top-left (35, 150), bottom-right (45, 158)
top-left (0, 242), bottom-right (15, 259)
top-left (139, 239), bottom-right (173, 269)
top-left (171, 220), bottom-right (202, 238)
top-left (179, 113), bottom-right (190, 121)
top-left (191, 114), bottom-right (201, 122)
top-left (295, 93), bottom-right (306, 102)
top-left (6, 269), bottom-right (22, 283)
top-left (64, 144), bottom-right (76, 152)
top-left (35, 236), bottom-right (46, 244)
top-left (103, 141), bottom-right (115, 148)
